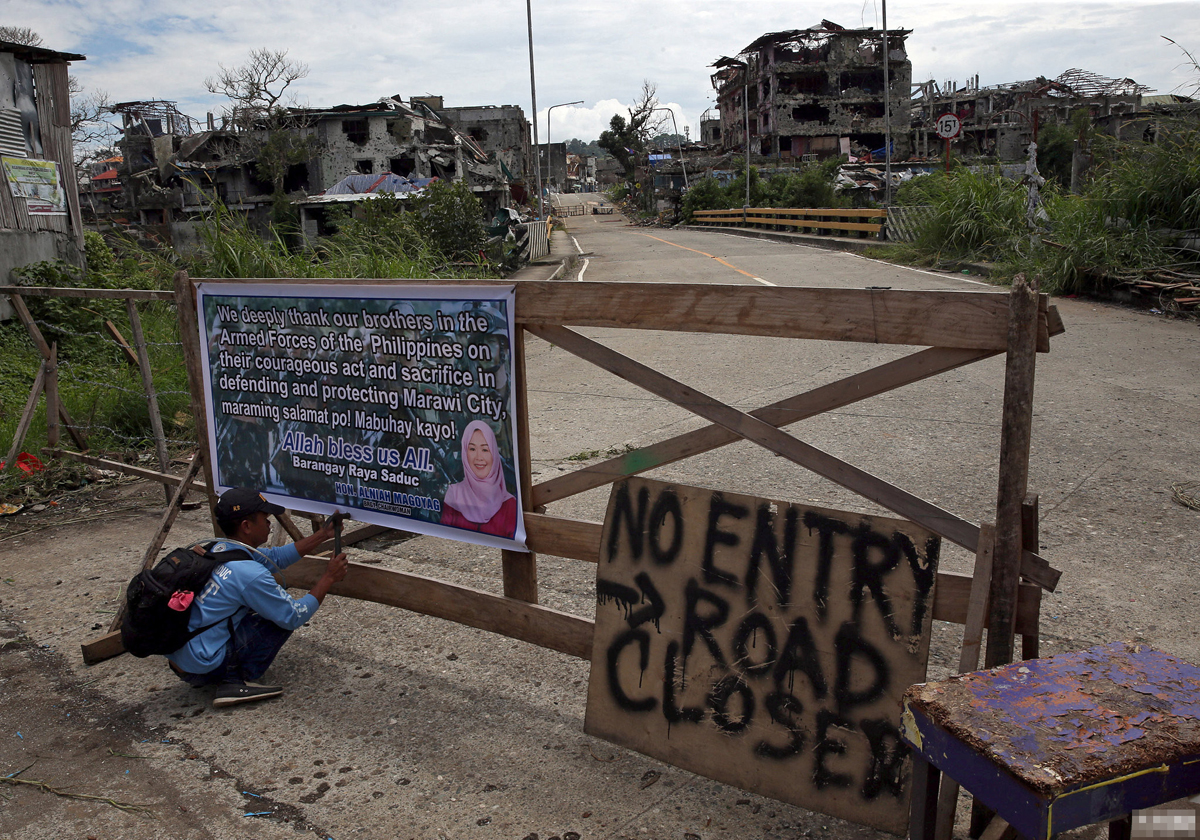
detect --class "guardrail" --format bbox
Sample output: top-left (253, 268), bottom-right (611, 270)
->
top-left (691, 207), bottom-right (887, 239)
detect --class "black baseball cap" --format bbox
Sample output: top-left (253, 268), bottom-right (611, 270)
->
top-left (215, 487), bottom-right (285, 527)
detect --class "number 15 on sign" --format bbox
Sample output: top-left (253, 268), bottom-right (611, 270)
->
top-left (936, 113), bottom-right (961, 171)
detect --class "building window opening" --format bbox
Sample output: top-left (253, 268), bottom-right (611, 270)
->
top-left (355, 159), bottom-right (374, 174)
top-left (390, 156), bottom-right (415, 177)
top-left (792, 103), bottom-right (830, 122)
top-left (342, 119), bottom-right (369, 146)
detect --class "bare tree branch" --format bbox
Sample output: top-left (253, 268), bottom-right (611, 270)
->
top-left (0, 26), bottom-right (43, 46)
top-left (205, 47), bottom-right (309, 128)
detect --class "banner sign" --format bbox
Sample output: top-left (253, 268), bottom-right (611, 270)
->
top-left (196, 283), bottom-right (525, 550)
top-left (584, 478), bottom-right (940, 834)
top-left (2, 156), bottom-right (66, 215)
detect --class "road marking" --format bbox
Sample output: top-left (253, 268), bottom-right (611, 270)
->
top-left (578, 258), bottom-right (590, 282)
top-left (632, 232), bottom-right (773, 284)
top-left (570, 235), bottom-right (584, 255)
top-left (705, 230), bottom-right (992, 288)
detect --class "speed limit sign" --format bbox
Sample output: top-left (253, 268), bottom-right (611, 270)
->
top-left (935, 113), bottom-right (961, 140)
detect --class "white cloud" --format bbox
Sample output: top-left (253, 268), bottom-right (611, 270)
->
top-left (8, 1), bottom-right (1198, 140)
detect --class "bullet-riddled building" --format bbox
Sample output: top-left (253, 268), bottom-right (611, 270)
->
top-left (712, 21), bottom-right (912, 161)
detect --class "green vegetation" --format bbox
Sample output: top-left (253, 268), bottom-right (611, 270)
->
top-left (0, 185), bottom-right (500, 500)
top-left (885, 121), bottom-right (1200, 295)
top-left (682, 160), bottom-right (844, 221)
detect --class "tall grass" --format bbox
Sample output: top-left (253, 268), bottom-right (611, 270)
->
top-left (888, 122), bottom-right (1200, 294)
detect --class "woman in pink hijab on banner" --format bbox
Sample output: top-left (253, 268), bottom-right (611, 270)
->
top-left (440, 420), bottom-right (517, 538)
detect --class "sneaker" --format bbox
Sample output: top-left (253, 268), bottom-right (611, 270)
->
top-left (213, 682), bottom-right (282, 708)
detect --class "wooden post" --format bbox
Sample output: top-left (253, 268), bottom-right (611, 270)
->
top-left (8, 292), bottom-right (88, 450)
top-left (105, 319), bottom-right (140, 368)
top-left (934, 523), bottom-right (996, 840)
top-left (3, 361), bottom-right (46, 472)
top-left (985, 275), bottom-right (1039, 669)
top-left (173, 271), bottom-right (221, 534)
top-left (126, 298), bottom-right (172, 505)
top-left (1020, 493), bottom-right (1042, 660)
top-left (501, 325), bottom-right (538, 603)
top-left (44, 343), bottom-right (59, 448)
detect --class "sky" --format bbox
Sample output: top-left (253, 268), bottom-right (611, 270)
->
top-left (8, 1), bottom-right (1200, 145)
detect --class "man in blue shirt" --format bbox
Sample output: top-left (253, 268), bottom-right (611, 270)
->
top-left (167, 488), bottom-right (349, 708)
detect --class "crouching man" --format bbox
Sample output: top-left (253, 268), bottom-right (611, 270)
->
top-left (167, 487), bottom-right (348, 708)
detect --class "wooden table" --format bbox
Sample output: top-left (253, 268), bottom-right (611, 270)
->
top-left (901, 641), bottom-right (1200, 840)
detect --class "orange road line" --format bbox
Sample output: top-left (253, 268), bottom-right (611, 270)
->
top-left (632, 232), bottom-right (774, 285)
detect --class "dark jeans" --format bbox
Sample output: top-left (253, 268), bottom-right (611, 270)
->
top-left (173, 612), bottom-right (293, 686)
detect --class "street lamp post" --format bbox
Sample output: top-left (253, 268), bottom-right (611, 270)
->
top-left (650, 107), bottom-right (688, 189)
top-left (545, 100), bottom-right (584, 197)
top-left (525, 0), bottom-right (544, 219)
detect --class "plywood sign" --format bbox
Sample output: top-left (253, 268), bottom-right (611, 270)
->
top-left (584, 478), bottom-right (940, 835)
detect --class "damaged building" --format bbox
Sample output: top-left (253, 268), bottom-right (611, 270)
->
top-left (910, 69), bottom-right (1153, 159)
top-left (712, 21), bottom-right (912, 162)
top-left (0, 39), bottom-right (86, 319)
top-left (111, 95), bottom-right (529, 238)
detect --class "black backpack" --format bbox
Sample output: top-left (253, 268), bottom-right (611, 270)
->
top-left (120, 541), bottom-right (252, 658)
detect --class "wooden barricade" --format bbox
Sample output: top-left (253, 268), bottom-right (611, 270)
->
top-left (24, 274), bottom-right (1060, 674)
top-left (692, 206), bottom-right (888, 238)
top-left (6, 276), bottom-right (1062, 694)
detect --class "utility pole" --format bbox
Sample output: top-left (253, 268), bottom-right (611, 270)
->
top-left (525, 0), bottom-right (543, 219)
top-left (883, 0), bottom-right (893, 208)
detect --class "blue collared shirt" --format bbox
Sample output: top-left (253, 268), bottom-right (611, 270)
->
top-left (165, 542), bottom-right (318, 674)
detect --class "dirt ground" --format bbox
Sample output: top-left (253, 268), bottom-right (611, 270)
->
top-left (2, 225), bottom-right (1199, 839)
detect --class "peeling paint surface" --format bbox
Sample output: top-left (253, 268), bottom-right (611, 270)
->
top-left (906, 642), bottom-right (1200, 792)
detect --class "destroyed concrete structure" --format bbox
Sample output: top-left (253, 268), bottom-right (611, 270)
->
top-left (0, 39), bottom-right (86, 320)
top-left (712, 21), bottom-right (912, 162)
top-left (910, 69), bottom-right (1153, 159)
top-left (110, 95), bottom-right (530, 237)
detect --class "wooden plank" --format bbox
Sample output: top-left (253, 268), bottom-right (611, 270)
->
top-left (935, 522), bottom-right (997, 840)
top-left (43, 448), bottom-right (209, 494)
top-left (80, 630), bottom-right (125, 665)
top-left (987, 275), bottom-right (1039, 669)
top-left (933, 571), bottom-right (1040, 637)
top-left (8, 293), bottom-right (88, 450)
top-left (181, 277), bottom-right (1056, 357)
top-left (44, 343), bottom-right (59, 448)
top-left (174, 271), bottom-right (220, 534)
top-left (0, 286), bottom-right (176, 301)
top-left (104, 319), bottom-right (140, 368)
top-left (528, 324), bottom-right (1059, 591)
top-left (107, 452), bottom-right (205, 633)
top-left (586, 477), bottom-right (936, 834)
top-left (3, 362), bottom-right (46, 473)
top-left (125, 299), bottom-right (172, 504)
top-left (502, 325), bottom-right (538, 602)
top-left (524, 511), bottom-right (603, 562)
top-left (283, 557), bottom-right (593, 659)
top-left (517, 283), bottom-right (1025, 350)
top-left (534, 346), bottom-right (999, 508)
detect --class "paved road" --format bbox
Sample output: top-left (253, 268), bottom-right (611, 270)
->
top-left (3, 211), bottom-right (1198, 840)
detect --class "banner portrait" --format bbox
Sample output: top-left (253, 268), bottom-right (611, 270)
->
top-left (2, 156), bottom-right (66, 215)
top-left (196, 283), bottom-right (525, 550)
